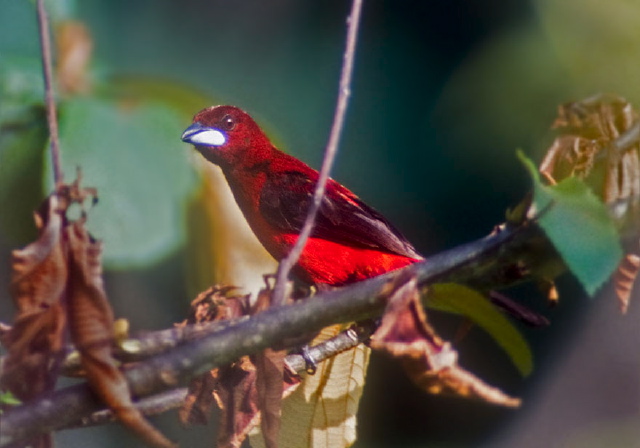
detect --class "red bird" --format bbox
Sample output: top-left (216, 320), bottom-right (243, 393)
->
top-left (181, 106), bottom-right (548, 327)
top-left (181, 105), bottom-right (422, 287)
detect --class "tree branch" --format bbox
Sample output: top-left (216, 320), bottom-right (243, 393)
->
top-left (56, 317), bottom-right (371, 378)
top-left (3, 191), bottom-right (636, 446)
top-left (36, 0), bottom-right (64, 186)
top-left (0, 219), bottom-right (555, 447)
top-left (58, 325), bottom-right (372, 431)
top-left (272, 0), bottom-right (364, 306)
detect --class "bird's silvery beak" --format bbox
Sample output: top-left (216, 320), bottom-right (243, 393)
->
top-left (181, 122), bottom-right (227, 146)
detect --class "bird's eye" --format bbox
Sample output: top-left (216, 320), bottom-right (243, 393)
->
top-left (221, 115), bottom-right (236, 131)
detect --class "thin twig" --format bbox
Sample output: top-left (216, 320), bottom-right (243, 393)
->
top-left (272, 0), bottom-right (364, 306)
top-left (36, 0), bottom-right (64, 186)
top-left (61, 388), bottom-right (189, 430)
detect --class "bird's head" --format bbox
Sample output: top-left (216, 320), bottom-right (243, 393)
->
top-left (181, 105), bottom-right (272, 167)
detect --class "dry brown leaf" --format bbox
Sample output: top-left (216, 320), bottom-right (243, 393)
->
top-left (213, 358), bottom-right (260, 448)
top-left (370, 275), bottom-right (520, 407)
top-left (180, 285), bottom-right (316, 448)
top-left (215, 355), bottom-right (302, 448)
top-left (614, 253), bottom-right (640, 313)
top-left (542, 93), bottom-right (638, 202)
top-left (0, 194), bottom-right (84, 448)
top-left (1, 196), bottom-right (68, 448)
top-left (179, 371), bottom-right (218, 426)
top-left (182, 285), bottom-right (249, 325)
top-left (540, 93), bottom-right (640, 311)
top-left (66, 219), bottom-right (176, 448)
top-left (181, 286), bottom-right (302, 448)
top-left (179, 286), bottom-right (251, 427)
top-left (179, 286), bottom-right (262, 447)
top-left (2, 180), bottom-right (175, 448)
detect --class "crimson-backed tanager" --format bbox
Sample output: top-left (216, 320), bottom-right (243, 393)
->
top-left (181, 105), bottom-right (548, 328)
top-left (181, 105), bottom-right (422, 287)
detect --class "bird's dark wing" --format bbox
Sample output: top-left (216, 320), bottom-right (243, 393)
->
top-left (259, 170), bottom-right (422, 260)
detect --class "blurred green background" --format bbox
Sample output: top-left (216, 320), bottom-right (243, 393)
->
top-left (1, 0), bottom-right (639, 447)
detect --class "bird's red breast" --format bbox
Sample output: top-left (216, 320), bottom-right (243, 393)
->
top-left (182, 105), bottom-right (422, 286)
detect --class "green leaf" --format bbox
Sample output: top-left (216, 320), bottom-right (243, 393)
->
top-left (518, 151), bottom-right (624, 296)
top-left (427, 283), bottom-right (533, 377)
top-left (48, 96), bottom-right (197, 268)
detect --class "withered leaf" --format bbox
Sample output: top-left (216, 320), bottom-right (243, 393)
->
top-left (542, 93), bottom-right (639, 205)
top-left (179, 286), bottom-right (250, 427)
top-left (179, 287), bottom-right (259, 447)
top-left (370, 275), bottom-right (520, 407)
top-left (179, 371), bottom-right (218, 426)
top-left (189, 355), bottom-right (297, 448)
top-left (0, 194), bottom-right (69, 448)
top-left (179, 285), bottom-right (249, 327)
top-left (180, 286), bottom-right (302, 448)
top-left (66, 219), bottom-right (176, 448)
top-left (615, 254), bottom-right (640, 314)
top-left (1, 195), bottom-right (67, 409)
top-left (2, 180), bottom-right (175, 448)
top-left (214, 358), bottom-right (261, 448)
top-left (540, 93), bottom-right (640, 311)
